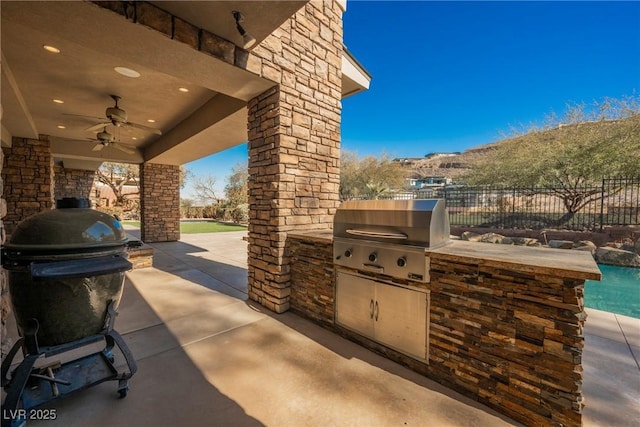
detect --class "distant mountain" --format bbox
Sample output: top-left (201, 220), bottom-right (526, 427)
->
top-left (405, 116), bottom-right (639, 182)
top-left (406, 144), bottom-right (495, 180)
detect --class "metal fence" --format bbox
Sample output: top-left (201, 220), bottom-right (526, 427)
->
top-left (347, 177), bottom-right (640, 231)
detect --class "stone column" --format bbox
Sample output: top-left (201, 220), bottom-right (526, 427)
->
top-left (140, 162), bottom-right (180, 242)
top-left (1, 144), bottom-right (8, 358)
top-left (1, 136), bottom-right (54, 235)
top-left (1, 136), bottom-right (54, 357)
top-left (247, 1), bottom-right (344, 313)
top-left (53, 165), bottom-right (96, 200)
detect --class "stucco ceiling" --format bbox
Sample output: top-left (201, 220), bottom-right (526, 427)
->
top-left (1, 1), bottom-right (306, 167)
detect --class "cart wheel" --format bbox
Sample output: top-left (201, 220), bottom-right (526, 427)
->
top-left (118, 387), bottom-right (128, 398)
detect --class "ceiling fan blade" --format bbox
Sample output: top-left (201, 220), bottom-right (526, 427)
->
top-left (125, 121), bottom-right (162, 135)
top-left (92, 143), bottom-right (105, 152)
top-left (85, 122), bottom-right (111, 132)
top-left (63, 113), bottom-right (105, 121)
top-left (113, 142), bottom-right (136, 155)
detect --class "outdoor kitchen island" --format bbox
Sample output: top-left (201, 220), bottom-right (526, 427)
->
top-left (287, 229), bottom-right (601, 427)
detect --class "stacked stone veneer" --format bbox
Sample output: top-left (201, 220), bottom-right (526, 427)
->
top-left (289, 232), bottom-right (335, 327)
top-left (1, 137), bottom-right (54, 236)
top-left (140, 163), bottom-right (180, 243)
top-left (1, 136), bottom-right (54, 358)
top-left (90, 1), bottom-right (346, 311)
top-left (246, 1), bottom-right (343, 313)
top-left (53, 165), bottom-right (96, 200)
top-left (1, 144), bottom-right (7, 358)
top-left (288, 233), bottom-right (593, 427)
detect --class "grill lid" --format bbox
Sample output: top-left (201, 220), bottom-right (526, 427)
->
top-left (4, 198), bottom-right (127, 252)
top-left (333, 199), bottom-right (450, 249)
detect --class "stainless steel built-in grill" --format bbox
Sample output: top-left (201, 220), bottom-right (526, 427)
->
top-left (333, 199), bottom-right (450, 362)
top-left (333, 199), bottom-right (450, 282)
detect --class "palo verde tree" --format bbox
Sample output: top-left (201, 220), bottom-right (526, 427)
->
top-left (463, 95), bottom-right (640, 224)
top-left (222, 162), bottom-right (249, 223)
top-left (339, 150), bottom-right (409, 200)
top-left (224, 162), bottom-right (248, 207)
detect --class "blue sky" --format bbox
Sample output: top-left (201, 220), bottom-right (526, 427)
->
top-left (183, 0), bottom-right (640, 199)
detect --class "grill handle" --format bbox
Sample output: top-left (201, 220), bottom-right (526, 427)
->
top-left (345, 229), bottom-right (408, 239)
top-left (30, 255), bottom-right (132, 280)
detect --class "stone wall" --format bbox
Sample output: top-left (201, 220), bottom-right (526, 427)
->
top-left (427, 255), bottom-right (585, 427)
top-left (288, 233), bottom-right (595, 427)
top-left (0, 143), bottom-right (8, 358)
top-left (53, 165), bottom-right (96, 200)
top-left (1, 136), bottom-right (54, 358)
top-left (1, 137), bottom-right (54, 236)
top-left (140, 163), bottom-right (180, 243)
top-left (94, 1), bottom-right (244, 69)
top-left (247, 1), bottom-right (344, 313)
top-left (288, 231), bottom-right (335, 327)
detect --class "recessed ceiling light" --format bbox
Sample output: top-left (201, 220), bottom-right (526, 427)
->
top-left (53, 99), bottom-right (64, 104)
top-left (114, 66), bottom-right (141, 78)
top-left (57, 125), bottom-right (66, 129)
top-left (132, 137), bottom-right (138, 140)
top-left (178, 87), bottom-right (189, 93)
top-left (43, 45), bottom-right (61, 53)
top-left (147, 119), bottom-right (155, 123)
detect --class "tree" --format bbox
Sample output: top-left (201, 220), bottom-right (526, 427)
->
top-left (95, 162), bottom-right (140, 207)
top-left (224, 162), bottom-right (248, 207)
top-left (191, 174), bottom-right (219, 206)
top-left (340, 151), bottom-right (409, 200)
top-left (463, 95), bottom-right (640, 224)
top-left (179, 166), bottom-right (191, 189)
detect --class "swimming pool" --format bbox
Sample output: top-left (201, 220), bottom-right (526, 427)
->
top-left (585, 264), bottom-right (640, 318)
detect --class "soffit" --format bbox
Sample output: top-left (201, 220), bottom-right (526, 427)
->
top-left (0, 1), bottom-right (304, 166)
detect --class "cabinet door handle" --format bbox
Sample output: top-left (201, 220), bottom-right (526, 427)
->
top-left (374, 301), bottom-right (379, 321)
top-left (369, 299), bottom-right (374, 319)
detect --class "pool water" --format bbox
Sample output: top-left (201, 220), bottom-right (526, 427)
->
top-left (585, 264), bottom-right (640, 319)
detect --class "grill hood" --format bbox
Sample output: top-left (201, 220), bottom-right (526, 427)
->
top-left (5, 198), bottom-right (127, 252)
top-left (333, 199), bottom-right (450, 249)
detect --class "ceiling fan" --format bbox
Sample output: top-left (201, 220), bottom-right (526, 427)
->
top-left (90, 127), bottom-right (136, 154)
top-left (71, 94), bottom-right (162, 135)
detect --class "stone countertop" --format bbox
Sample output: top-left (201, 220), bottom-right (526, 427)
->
top-left (287, 231), bottom-right (602, 281)
top-left (288, 229), bottom-right (333, 244)
top-left (429, 240), bottom-right (602, 281)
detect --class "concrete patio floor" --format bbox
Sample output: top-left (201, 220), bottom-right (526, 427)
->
top-left (5, 230), bottom-right (640, 426)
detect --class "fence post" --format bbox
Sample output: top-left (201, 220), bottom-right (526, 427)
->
top-left (599, 178), bottom-right (605, 232)
top-left (512, 188), bottom-right (517, 227)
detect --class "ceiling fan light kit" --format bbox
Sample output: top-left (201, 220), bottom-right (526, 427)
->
top-left (82, 95), bottom-right (162, 135)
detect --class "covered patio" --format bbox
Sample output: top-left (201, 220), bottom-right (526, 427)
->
top-left (2, 0), bottom-right (369, 353)
top-left (2, 2), bottom-right (638, 426)
top-left (5, 229), bottom-right (638, 426)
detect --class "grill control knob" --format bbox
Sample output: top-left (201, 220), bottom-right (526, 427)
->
top-left (344, 249), bottom-right (352, 258)
top-left (397, 257), bottom-right (407, 268)
top-left (368, 252), bottom-right (377, 263)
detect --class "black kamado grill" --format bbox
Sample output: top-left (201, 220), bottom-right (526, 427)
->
top-left (1, 198), bottom-right (137, 427)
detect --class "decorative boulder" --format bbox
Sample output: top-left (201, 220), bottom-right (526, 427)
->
top-left (595, 247), bottom-right (640, 267)
top-left (548, 240), bottom-right (574, 249)
top-left (461, 231), bottom-right (482, 242)
top-left (480, 233), bottom-right (507, 244)
top-left (573, 240), bottom-right (597, 254)
top-left (511, 237), bottom-right (539, 246)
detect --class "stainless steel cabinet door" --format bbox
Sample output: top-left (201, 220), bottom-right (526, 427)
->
top-left (335, 271), bottom-right (375, 339)
top-left (374, 281), bottom-right (427, 361)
